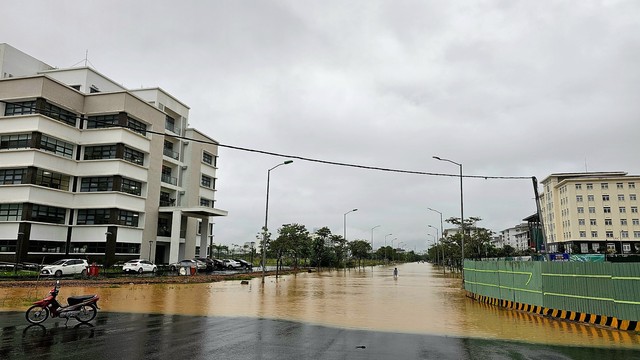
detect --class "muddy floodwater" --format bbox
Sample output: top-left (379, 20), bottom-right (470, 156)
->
top-left (1, 262), bottom-right (638, 349)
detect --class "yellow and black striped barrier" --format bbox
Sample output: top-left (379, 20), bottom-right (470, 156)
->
top-left (467, 292), bottom-right (639, 332)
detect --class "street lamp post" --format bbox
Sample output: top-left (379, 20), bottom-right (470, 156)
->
top-left (428, 207), bottom-right (445, 274)
top-left (433, 156), bottom-right (464, 282)
top-left (343, 209), bottom-right (358, 242)
top-left (262, 160), bottom-right (293, 284)
top-left (148, 240), bottom-right (153, 262)
top-left (428, 225), bottom-right (439, 267)
top-left (384, 233), bottom-right (392, 262)
top-left (370, 225), bottom-right (380, 261)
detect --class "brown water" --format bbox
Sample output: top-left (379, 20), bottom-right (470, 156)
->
top-left (1, 262), bottom-right (638, 349)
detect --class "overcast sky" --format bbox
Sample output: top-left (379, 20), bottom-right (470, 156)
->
top-left (3, 1), bottom-right (639, 252)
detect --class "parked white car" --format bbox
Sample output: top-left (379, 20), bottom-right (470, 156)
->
top-left (123, 259), bottom-right (157, 274)
top-left (40, 259), bottom-right (89, 277)
top-left (222, 259), bottom-right (241, 269)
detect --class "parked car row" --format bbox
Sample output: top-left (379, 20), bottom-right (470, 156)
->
top-left (36, 257), bottom-right (254, 277)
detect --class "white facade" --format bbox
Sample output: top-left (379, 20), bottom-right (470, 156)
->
top-left (498, 223), bottom-right (530, 251)
top-left (539, 172), bottom-right (640, 254)
top-left (0, 43), bottom-right (227, 266)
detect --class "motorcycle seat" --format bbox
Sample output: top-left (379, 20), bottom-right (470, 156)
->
top-left (67, 295), bottom-right (96, 305)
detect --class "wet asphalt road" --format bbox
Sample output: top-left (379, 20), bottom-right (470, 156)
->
top-left (2, 312), bottom-right (640, 360)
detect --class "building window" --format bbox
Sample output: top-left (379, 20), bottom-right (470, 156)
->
top-left (621, 231), bottom-right (629, 238)
top-left (77, 209), bottom-right (111, 225)
top-left (621, 219), bottom-right (628, 226)
top-left (576, 195), bottom-right (583, 202)
top-left (601, 183), bottom-right (609, 190)
top-left (630, 194), bottom-right (637, 201)
top-left (631, 206), bottom-right (638, 213)
top-left (43, 102), bottom-right (77, 127)
top-left (586, 183), bottom-right (593, 190)
top-left (87, 114), bottom-right (119, 129)
top-left (35, 169), bottom-right (70, 190)
top-left (202, 151), bottom-right (213, 165)
top-left (629, 182), bottom-right (636, 189)
top-left (589, 207), bottom-right (596, 214)
top-left (0, 169), bottom-right (25, 185)
top-left (40, 135), bottom-right (74, 158)
top-left (591, 231), bottom-right (598, 238)
top-left (634, 231), bottom-right (640, 238)
top-left (4, 101), bottom-right (36, 116)
top-left (577, 207), bottom-right (584, 213)
top-left (634, 219), bottom-right (640, 226)
top-left (617, 183), bottom-right (624, 189)
top-left (604, 219), bottom-right (612, 225)
top-left (623, 244), bottom-right (631, 253)
top-left (575, 184), bottom-right (582, 190)
top-left (578, 219), bottom-right (585, 226)
top-left (31, 204), bottom-right (66, 224)
top-left (606, 231), bottom-right (614, 238)
top-left (200, 198), bottom-right (213, 207)
top-left (127, 117), bottom-right (147, 136)
top-left (0, 204), bottom-right (22, 221)
top-left (124, 147), bottom-right (144, 165)
top-left (84, 145), bottom-right (116, 160)
top-left (587, 195), bottom-right (594, 201)
top-left (201, 175), bottom-right (212, 188)
top-left (618, 194), bottom-right (625, 201)
top-left (121, 178), bottom-right (142, 196)
top-left (579, 231), bottom-right (586, 238)
top-left (118, 210), bottom-right (139, 227)
top-left (602, 195), bottom-right (610, 201)
top-left (115, 242), bottom-right (140, 254)
top-left (620, 207), bottom-right (626, 213)
top-left (0, 134), bottom-right (31, 149)
top-left (80, 177), bottom-right (113, 192)
top-left (592, 243), bottom-right (600, 251)
top-left (603, 207), bottom-right (611, 213)
top-left (591, 219), bottom-right (597, 226)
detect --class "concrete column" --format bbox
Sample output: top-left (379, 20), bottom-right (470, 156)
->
top-left (168, 210), bottom-right (182, 263)
top-left (199, 218), bottom-right (210, 257)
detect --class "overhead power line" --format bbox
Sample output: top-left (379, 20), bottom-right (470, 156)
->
top-left (0, 99), bottom-right (531, 180)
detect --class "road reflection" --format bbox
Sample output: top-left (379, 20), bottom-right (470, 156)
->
top-left (1, 262), bottom-right (638, 349)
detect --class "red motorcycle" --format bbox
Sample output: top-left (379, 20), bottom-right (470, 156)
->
top-left (25, 281), bottom-right (100, 325)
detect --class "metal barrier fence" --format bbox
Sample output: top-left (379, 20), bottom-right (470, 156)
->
top-left (463, 260), bottom-right (640, 322)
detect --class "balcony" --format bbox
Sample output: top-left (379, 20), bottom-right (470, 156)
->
top-left (165, 122), bottom-right (181, 135)
top-left (163, 148), bottom-right (179, 160)
top-left (161, 174), bottom-right (177, 185)
top-left (160, 198), bottom-right (176, 207)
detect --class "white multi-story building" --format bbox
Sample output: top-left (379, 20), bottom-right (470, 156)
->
top-left (498, 223), bottom-right (530, 251)
top-left (0, 43), bottom-right (227, 266)
top-left (539, 172), bottom-right (640, 254)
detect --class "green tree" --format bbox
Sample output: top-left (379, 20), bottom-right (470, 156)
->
top-left (276, 223), bottom-right (310, 271)
top-left (312, 227), bottom-right (332, 270)
top-left (331, 234), bottom-right (347, 269)
top-left (348, 239), bottom-right (371, 268)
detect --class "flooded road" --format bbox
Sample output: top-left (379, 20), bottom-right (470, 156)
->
top-left (1, 262), bottom-right (638, 351)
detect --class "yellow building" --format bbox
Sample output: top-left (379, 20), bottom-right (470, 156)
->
top-left (539, 172), bottom-right (640, 254)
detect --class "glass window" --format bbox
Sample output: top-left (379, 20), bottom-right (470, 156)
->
top-left (604, 219), bottom-right (611, 225)
top-left (590, 219), bottom-right (597, 226)
top-left (634, 231), bottom-right (640, 238)
top-left (4, 101), bottom-right (36, 116)
top-left (40, 135), bottom-right (74, 158)
top-left (0, 134), bottom-right (31, 149)
top-left (578, 219), bottom-right (585, 225)
top-left (121, 178), bottom-right (142, 196)
top-left (586, 183), bottom-right (593, 190)
top-left (621, 219), bottom-right (628, 225)
top-left (618, 194), bottom-right (625, 201)
top-left (631, 206), bottom-right (638, 213)
top-left (118, 210), bottom-right (139, 227)
top-left (80, 177), bottom-right (113, 192)
top-left (620, 207), bottom-right (626, 213)
top-left (201, 175), bottom-right (212, 188)
top-left (127, 117), bottom-right (147, 136)
top-left (0, 169), bottom-right (25, 185)
top-left (0, 204), bottom-right (22, 221)
top-left (576, 195), bottom-right (583, 202)
top-left (601, 183), bottom-right (609, 190)
top-left (629, 182), bottom-right (636, 189)
top-left (202, 151), bottom-right (213, 165)
top-left (589, 207), bottom-right (596, 213)
top-left (634, 219), bottom-right (640, 226)
top-left (591, 231), bottom-right (598, 238)
top-left (579, 231), bottom-right (586, 238)
top-left (606, 231), bottom-right (614, 238)
top-left (577, 207), bottom-right (584, 213)
top-left (87, 114), bottom-right (119, 129)
top-left (621, 231), bottom-right (629, 238)
top-left (43, 102), bottom-right (77, 127)
top-left (84, 145), bottom-right (116, 160)
top-left (124, 147), bottom-right (144, 165)
top-left (602, 195), bottom-right (610, 201)
top-left (587, 195), bottom-right (594, 201)
top-left (603, 207), bottom-right (611, 213)
top-left (200, 198), bottom-right (211, 207)
top-left (630, 194), bottom-right (637, 201)
top-left (31, 204), bottom-right (66, 224)
top-left (575, 184), bottom-right (582, 190)
top-left (77, 209), bottom-right (110, 225)
top-left (617, 183), bottom-right (624, 189)
top-left (35, 169), bottom-right (70, 190)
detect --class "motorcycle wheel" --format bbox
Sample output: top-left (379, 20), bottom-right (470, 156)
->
top-left (25, 305), bottom-right (49, 324)
top-left (76, 304), bottom-right (97, 323)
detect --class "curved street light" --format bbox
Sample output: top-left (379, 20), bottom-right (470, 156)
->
top-left (343, 208), bottom-right (358, 242)
top-left (433, 156), bottom-right (464, 282)
top-left (428, 207), bottom-right (445, 274)
top-left (262, 160), bottom-right (293, 284)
